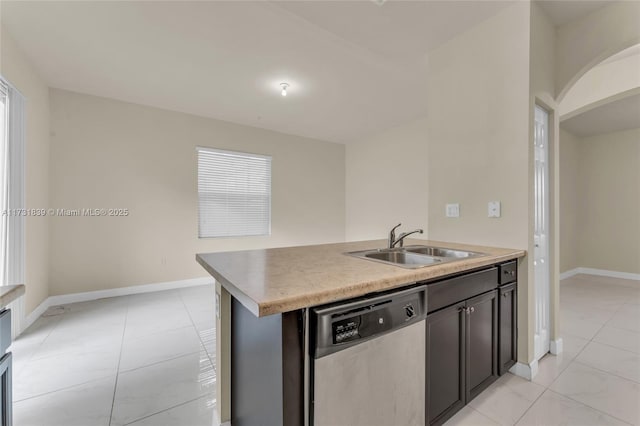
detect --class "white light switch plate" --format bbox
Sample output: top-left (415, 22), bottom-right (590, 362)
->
top-left (488, 201), bottom-right (501, 218)
top-left (446, 203), bottom-right (460, 218)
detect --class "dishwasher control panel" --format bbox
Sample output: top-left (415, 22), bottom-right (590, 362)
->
top-left (313, 285), bottom-right (427, 358)
top-left (333, 319), bottom-right (360, 344)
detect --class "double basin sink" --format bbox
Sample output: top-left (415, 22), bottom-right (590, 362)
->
top-left (346, 245), bottom-right (486, 269)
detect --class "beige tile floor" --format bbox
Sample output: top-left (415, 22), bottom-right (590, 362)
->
top-left (447, 273), bottom-right (640, 426)
top-left (11, 285), bottom-right (218, 426)
top-left (11, 274), bottom-right (640, 426)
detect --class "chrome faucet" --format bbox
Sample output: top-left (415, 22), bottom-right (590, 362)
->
top-left (388, 223), bottom-right (423, 249)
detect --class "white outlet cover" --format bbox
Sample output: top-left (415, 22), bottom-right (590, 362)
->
top-left (446, 203), bottom-right (460, 218)
top-left (488, 201), bottom-right (501, 218)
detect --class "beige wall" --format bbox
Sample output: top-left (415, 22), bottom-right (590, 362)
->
top-left (49, 89), bottom-right (345, 295)
top-left (427, 3), bottom-right (530, 250)
top-left (0, 27), bottom-right (51, 315)
top-left (426, 2), bottom-right (533, 364)
top-left (345, 117), bottom-right (428, 242)
top-left (560, 127), bottom-right (640, 275)
top-left (559, 129), bottom-right (581, 272)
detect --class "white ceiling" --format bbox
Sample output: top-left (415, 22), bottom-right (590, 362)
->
top-left (0, 0), bottom-right (514, 144)
top-left (2, 1), bottom-right (612, 143)
top-left (561, 93), bottom-right (640, 137)
top-left (536, 0), bottom-right (613, 26)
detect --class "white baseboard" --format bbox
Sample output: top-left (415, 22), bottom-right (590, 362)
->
top-left (550, 338), bottom-right (563, 355)
top-left (23, 296), bottom-right (52, 334)
top-left (560, 267), bottom-right (640, 281)
top-left (21, 277), bottom-right (214, 333)
top-left (559, 268), bottom-right (580, 280)
top-left (510, 359), bottom-right (539, 381)
top-left (48, 277), bottom-right (214, 307)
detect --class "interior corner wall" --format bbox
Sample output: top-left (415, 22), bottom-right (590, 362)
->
top-left (559, 128), bottom-right (580, 273)
top-left (345, 117), bottom-right (428, 242)
top-left (0, 26), bottom-right (51, 316)
top-left (48, 89), bottom-right (345, 296)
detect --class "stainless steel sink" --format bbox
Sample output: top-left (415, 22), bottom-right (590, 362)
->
top-left (346, 245), bottom-right (486, 269)
top-left (403, 245), bottom-right (485, 259)
top-left (365, 250), bottom-right (442, 267)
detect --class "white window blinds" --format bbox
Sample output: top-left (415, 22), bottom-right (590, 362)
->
top-left (197, 147), bottom-right (271, 238)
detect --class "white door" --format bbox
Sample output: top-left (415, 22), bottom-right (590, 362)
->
top-left (533, 105), bottom-right (550, 361)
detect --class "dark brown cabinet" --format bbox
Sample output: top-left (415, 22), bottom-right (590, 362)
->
top-left (425, 261), bottom-right (518, 426)
top-left (426, 290), bottom-right (498, 426)
top-left (466, 291), bottom-right (498, 401)
top-left (426, 301), bottom-right (466, 426)
top-left (499, 282), bottom-right (517, 375)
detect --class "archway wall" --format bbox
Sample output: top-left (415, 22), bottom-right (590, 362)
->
top-left (556, 1), bottom-right (640, 102)
top-left (560, 52), bottom-right (640, 117)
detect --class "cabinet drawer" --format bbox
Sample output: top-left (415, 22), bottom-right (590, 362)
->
top-left (499, 261), bottom-right (517, 285)
top-left (427, 268), bottom-right (498, 313)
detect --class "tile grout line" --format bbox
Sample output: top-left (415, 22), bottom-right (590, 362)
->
top-left (539, 280), bottom-right (638, 425)
top-left (121, 394), bottom-right (213, 426)
top-left (586, 338), bottom-right (640, 356)
top-left (117, 289), bottom-right (216, 425)
top-left (466, 406), bottom-right (501, 426)
top-left (511, 383), bottom-right (547, 426)
top-left (118, 350), bottom-right (204, 375)
top-left (514, 278), bottom-right (632, 424)
top-left (12, 374), bottom-right (116, 404)
top-left (571, 358), bottom-right (640, 385)
top-left (544, 388), bottom-right (635, 426)
top-left (108, 298), bottom-right (130, 426)
top-left (179, 289), bottom-right (217, 371)
top-left (12, 313), bottom-right (66, 374)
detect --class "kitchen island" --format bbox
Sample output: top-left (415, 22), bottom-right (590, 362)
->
top-left (197, 239), bottom-right (525, 426)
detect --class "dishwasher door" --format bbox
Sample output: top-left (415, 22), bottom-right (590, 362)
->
top-left (311, 286), bottom-right (426, 426)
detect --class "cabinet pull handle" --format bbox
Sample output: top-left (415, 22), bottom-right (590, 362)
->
top-left (503, 293), bottom-right (508, 297)
top-left (469, 307), bottom-right (475, 313)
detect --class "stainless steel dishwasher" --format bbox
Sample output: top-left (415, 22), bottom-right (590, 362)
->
top-left (310, 285), bottom-right (426, 426)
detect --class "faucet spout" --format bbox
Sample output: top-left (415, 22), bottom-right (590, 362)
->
top-left (388, 223), bottom-right (423, 249)
top-left (393, 229), bottom-right (424, 248)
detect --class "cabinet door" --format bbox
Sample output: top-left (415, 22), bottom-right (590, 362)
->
top-left (499, 283), bottom-right (517, 375)
top-left (426, 302), bottom-right (466, 426)
top-left (465, 290), bottom-right (498, 402)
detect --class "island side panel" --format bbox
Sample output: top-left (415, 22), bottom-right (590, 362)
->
top-left (281, 309), bottom-right (305, 426)
top-left (215, 282), bottom-right (231, 424)
top-left (231, 298), bottom-right (304, 426)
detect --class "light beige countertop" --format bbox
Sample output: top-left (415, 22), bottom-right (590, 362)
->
top-left (196, 239), bottom-right (526, 317)
top-left (0, 284), bottom-right (25, 309)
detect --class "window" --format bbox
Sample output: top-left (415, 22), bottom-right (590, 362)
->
top-left (0, 77), bottom-right (25, 286)
top-left (197, 147), bottom-right (271, 238)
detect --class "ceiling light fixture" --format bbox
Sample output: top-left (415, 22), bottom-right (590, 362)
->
top-left (280, 83), bottom-right (289, 97)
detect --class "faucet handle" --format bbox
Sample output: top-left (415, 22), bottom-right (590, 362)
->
top-left (391, 223), bottom-right (402, 233)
